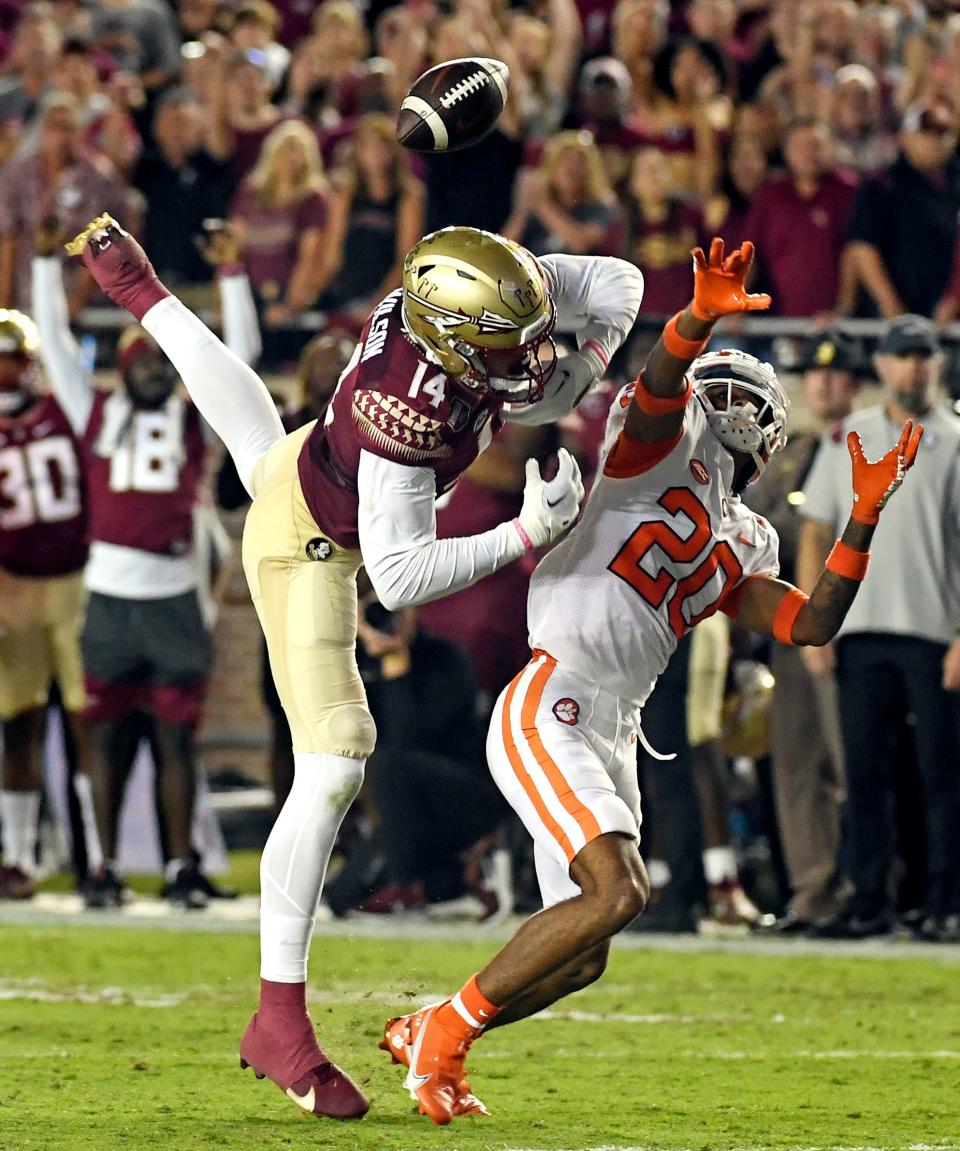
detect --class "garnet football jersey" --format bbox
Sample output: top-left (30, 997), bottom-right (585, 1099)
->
top-left (0, 394), bottom-right (88, 578)
top-left (527, 387), bottom-right (780, 707)
top-left (82, 390), bottom-right (205, 558)
top-left (298, 289), bottom-right (504, 549)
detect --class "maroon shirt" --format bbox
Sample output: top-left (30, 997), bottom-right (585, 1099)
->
top-left (298, 289), bottom-right (505, 549)
top-left (82, 391), bottom-right (205, 557)
top-left (0, 394), bottom-right (88, 578)
top-left (625, 200), bottom-right (707, 316)
top-left (745, 170), bottom-right (858, 316)
top-left (230, 180), bottom-right (328, 296)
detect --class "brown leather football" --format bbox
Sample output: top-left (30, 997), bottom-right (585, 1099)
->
top-left (396, 57), bottom-right (509, 153)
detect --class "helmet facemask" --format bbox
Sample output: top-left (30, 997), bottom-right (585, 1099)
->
top-left (453, 301), bottom-right (557, 403)
top-left (690, 350), bottom-right (790, 485)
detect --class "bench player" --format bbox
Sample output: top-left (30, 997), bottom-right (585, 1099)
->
top-left (0, 310), bottom-right (90, 899)
top-left (67, 213), bottom-right (645, 1119)
top-left (381, 238), bottom-right (923, 1124)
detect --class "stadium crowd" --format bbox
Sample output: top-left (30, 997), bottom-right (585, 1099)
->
top-left (0, 0), bottom-right (959, 942)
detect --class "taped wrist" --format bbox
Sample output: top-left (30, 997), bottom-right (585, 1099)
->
top-left (663, 312), bottom-right (710, 360)
top-left (826, 540), bottom-right (870, 581)
top-left (772, 587), bottom-right (809, 645)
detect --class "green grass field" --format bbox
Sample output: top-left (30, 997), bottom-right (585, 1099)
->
top-left (1, 917), bottom-right (959, 1151)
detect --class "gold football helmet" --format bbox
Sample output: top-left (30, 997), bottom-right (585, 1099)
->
top-left (0, 310), bottom-right (40, 399)
top-left (0, 309), bottom-right (39, 359)
top-left (401, 226), bottom-right (556, 402)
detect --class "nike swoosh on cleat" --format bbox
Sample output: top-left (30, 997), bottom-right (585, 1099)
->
top-left (404, 1008), bottom-right (433, 1097)
top-left (285, 1086), bottom-right (316, 1111)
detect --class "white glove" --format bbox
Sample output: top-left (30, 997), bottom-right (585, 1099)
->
top-left (515, 447), bottom-right (585, 548)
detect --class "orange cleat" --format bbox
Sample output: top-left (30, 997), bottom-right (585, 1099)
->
top-left (380, 1006), bottom-right (488, 1121)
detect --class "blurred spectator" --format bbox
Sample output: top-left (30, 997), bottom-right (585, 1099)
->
top-left (843, 100), bottom-right (960, 318)
top-left (133, 87), bottom-right (232, 291)
top-left (573, 56), bottom-right (647, 191)
top-left (799, 315), bottom-right (960, 941)
top-left (179, 32), bottom-right (229, 110)
top-left (0, 8), bottom-right (61, 163)
top-left (687, 614), bottom-right (763, 927)
top-left (508, 0), bottom-right (581, 138)
top-left (307, 0), bottom-right (371, 120)
top-left (504, 130), bottom-right (620, 258)
top-left (227, 2), bottom-right (290, 92)
top-left (829, 64), bottom-right (897, 174)
top-left (209, 47), bottom-right (284, 182)
top-left (621, 145), bottom-right (707, 317)
top-left (706, 132), bottom-right (768, 253)
top-left (30, 223), bottom-right (255, 909)
top-left (321, 112), bottom-right (423, 329)
top-left (634, 617), bottom-right (763, 934)
top-left (746, 118), bottom-right (858, 318)
top-left (0, 309), bottom-right (92, 900)
top-left (371, 5), bottom-right (427, 116)
top-left (419, 5), bottom-right (526, 234)
top-left (51, 39), bottom-right (142, 175)
top-left (177, 0), bottom-right (224, 42)
top-left (91, 0), bottom-right (180, 93)
top-left (229, 118), bottom-right (331, 349)
top-left (635, 36), bottom-right (727, 199)
top-left (746, 330), bottom-right (862, 933)
top-left (0, 95), bottom-right (129, 317)
top-left (51, 0), bottom-right (95, 44)
top-left (611, 0), bottom-right (669, 113)
top-left (325, 599), bottom-right (511, 919)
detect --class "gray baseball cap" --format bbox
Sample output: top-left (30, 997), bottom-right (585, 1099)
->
top-left (876, 314), bottom-right (940, 356)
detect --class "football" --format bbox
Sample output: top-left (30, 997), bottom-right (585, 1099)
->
top-left (396, 57), bottom-right (510, 153)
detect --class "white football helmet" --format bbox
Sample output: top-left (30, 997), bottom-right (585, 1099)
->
top-left (689, 348), bottom-right (790, 479)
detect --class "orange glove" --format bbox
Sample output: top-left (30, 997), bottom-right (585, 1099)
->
top-left (691, 238), bottom-right (771, 321)
top-left (848, 419), bottom-right (923, 524)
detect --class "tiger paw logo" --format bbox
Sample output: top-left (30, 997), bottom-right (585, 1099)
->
top-left (689, 459), bottom-right (709, 484)
top-left (552, 697), bottom-right (580, 726)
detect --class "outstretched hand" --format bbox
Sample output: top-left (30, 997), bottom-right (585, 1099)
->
top-left (691, 238), bottom-right (771, 321)
top-left (848, 419), bottom-right (923, 524)
top-left (65, 212), bottom-right (169, 322)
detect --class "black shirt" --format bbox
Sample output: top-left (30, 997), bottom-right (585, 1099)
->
top-left (846, 153), bottom-right (960, 317)
top-left (133, 148), bottom-right (233, 286)
top-left (423, 129), bottom-right (523, 235)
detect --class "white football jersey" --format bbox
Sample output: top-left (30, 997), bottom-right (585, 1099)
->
top-left (527, 385), bottom-right (780, 707)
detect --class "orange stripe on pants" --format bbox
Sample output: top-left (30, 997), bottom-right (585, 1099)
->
top-left (502, 655), bottom-right (602, 863)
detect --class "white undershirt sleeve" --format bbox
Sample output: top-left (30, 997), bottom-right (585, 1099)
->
top-left (218, 272), bottom-right (262, 366)
top-left (357, 449), bottom-right (526, 611)
top-left (538, 253), bottom-right (645, 368)
top-left (30, 256), bottom-right (94, 435)
top-left (141, 296), bottom-right (284, 496)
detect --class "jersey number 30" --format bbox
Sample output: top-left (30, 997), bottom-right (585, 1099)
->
top-left (0, 437), bottom-right (81, 529)
top-left (608, 487), bottom-right (742, 639)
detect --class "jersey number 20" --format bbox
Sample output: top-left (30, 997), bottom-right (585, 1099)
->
top-left (608, 487), bottom-right (742, 639)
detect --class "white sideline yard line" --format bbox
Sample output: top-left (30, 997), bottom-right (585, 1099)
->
top-left (498, 1146), bottom-right (960, 1151)
top-left (1, 897), bottom-right (958, 962)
